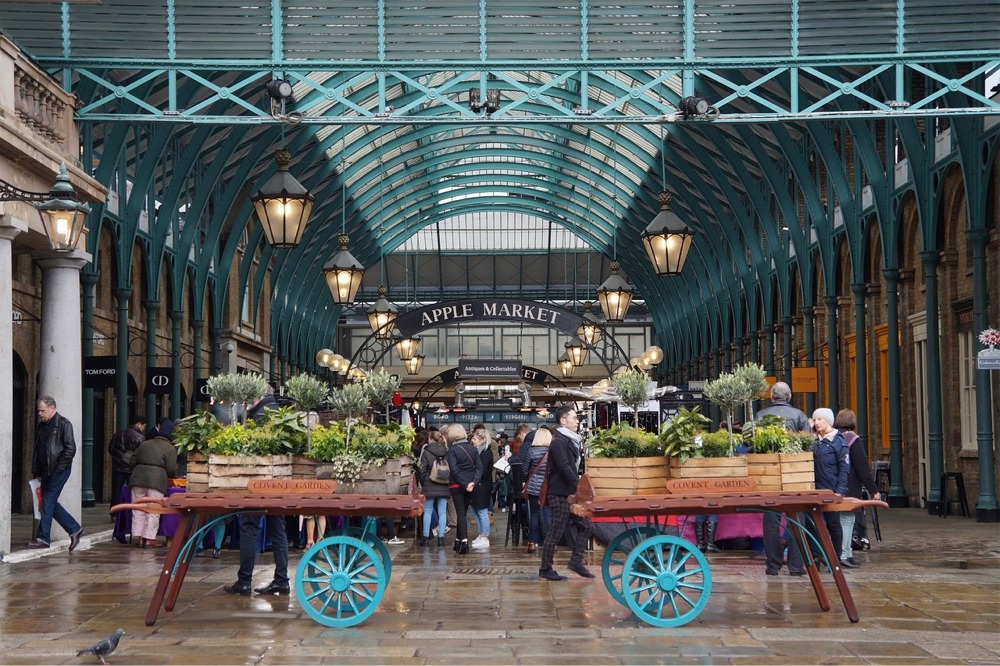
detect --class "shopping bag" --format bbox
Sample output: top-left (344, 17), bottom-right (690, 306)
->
top-left (29, 479), bottom-right (42, 519)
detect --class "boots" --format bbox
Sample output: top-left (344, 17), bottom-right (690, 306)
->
top-left (453, 539), bottom-right (461, 552)
top-left (437, 537), bottom-right (445, 547)
top-left (419, 536), bottom-right (429, 547)
top-left (457, 539), bottom-right (469, 555)
top-left (696, 522), bottom-right (708, 552)
top-left (705, 521), bottom-right (721, 553)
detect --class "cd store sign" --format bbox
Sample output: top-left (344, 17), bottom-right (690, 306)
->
top-left (145, 367), bottom-right (175, 394)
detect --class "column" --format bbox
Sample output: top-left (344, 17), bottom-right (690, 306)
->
top-left (851, 283), bottom-right (869, 455)
top-left (882, 269), bottom-right (908, 507)
top-left (191, 318), bottom-right (204, 413)
top-left (802, 305), bottom-right (816, 415)
top-left (115, 289), bottom-right (130, 431)
top-left (35, 250), bottom-right (91, 542)
top-left (144, 300), bottom-right (159, 424)
top-left (762, 324), bottom-right (775, 374)
top-left (781, 315), bottom-right (793, 383)
top-left (0, 215), bottom-right (27, 556)
top-left (968, 229), bottom-right (998, 521)
top-left (824, 295), bottom-right (839, 410)
top-left (80, 272), bottom-right (98, 506)
top-left (170, 310), bottom-right (183, 420)
top-left (920, 250), bottom-right (944, 515)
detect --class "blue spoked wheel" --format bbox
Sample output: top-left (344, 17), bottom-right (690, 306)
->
top-left (621, 535), bottom-right (712, 627)
top-left (343, 527), bottom-right (392, 582)
top-left (295, 536), bottom-right (387, 628)
top-left (601, 526), bottom-right (663, 606)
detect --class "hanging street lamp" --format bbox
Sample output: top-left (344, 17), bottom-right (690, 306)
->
top-left (404, 354), bottom-right (425, 375)
top-left (576, 301), bottom-right (603, 346)
top-left (564, 340), bottom-right (589, 367)
top-left (641, 192), bottom-right (694, 276)
top-left (596, 260), bottom-right (634, 323)
top-left (251, 149), bottom-right (315, 248)
top-left (366, 285), bottom-right (398, 338)
top-left (322, 235), bottom-right (365, 305)
top-left (558, 353), bottom-right (576, 379)
top-left (15, 164), bottom-right (93, 252)
top-left (395, 336), bottom-right (420, 362)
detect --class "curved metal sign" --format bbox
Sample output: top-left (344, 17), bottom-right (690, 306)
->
top-left (392, 298), bottom-right (584, 338)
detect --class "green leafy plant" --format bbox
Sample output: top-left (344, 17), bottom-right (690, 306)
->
top-left (207, 372), bottom-right (268, 424)
top-left (612, 368), bottom-right (652, 427)
top-left (329, 382), bottom-right (370, 449)
top-left (363, 368), bottom-right (401, 422)
top-left (659, 405), bottom-right (711, 461)
top-left (587, 422), bottom-right (661, 458)
top-left (307, 421), bottom-right (414, 483)
top-left (749, 424), bottom-right (790, 454)
top-left (307, 422), bottom-right (348, 461)
top-left (172, 409), bottom-right (223, 454)
top-left (699, 429), bottom-right (740, 458)
top-left (285, 372), bottom-right (330, 450)
top-left (703, 372), bottom-right (750, 456)
top-left (733, 362), bottom-right (769, 421)
top-left (785, 430), bottom-right (814, 454)
top-left (202, 407), bottom-right (306, 456)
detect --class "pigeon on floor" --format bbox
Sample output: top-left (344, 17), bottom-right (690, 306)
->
top-left (76, 628), bottom-right (124, 665)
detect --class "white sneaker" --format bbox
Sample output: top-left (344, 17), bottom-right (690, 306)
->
top-left (431, 527), bottom-right (438, 537)
top-left (387, 537), bottom-right (405, 545)
top-left (471, 536), bottom-right (490, 549)
top-left (444, 526), bottom-right (452, 535)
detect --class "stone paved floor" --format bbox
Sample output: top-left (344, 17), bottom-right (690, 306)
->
top-left (0, 505), bottom-right (997, 665)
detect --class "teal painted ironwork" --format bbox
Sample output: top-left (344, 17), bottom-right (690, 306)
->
top-left (620, 534), bottom-right (712, 628)
top-left (295, 535), bottom-right (387, 628)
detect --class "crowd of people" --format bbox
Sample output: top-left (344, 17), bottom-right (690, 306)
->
top-left (30, 388), bottom-right (879, 591)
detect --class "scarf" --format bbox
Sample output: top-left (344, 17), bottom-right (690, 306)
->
top-left (556, 426), bottom-right (581, 445)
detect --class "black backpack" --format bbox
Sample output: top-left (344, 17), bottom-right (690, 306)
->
top-left (423, 446), bottom-right (451, 484)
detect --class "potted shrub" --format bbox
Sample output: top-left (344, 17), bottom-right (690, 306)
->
top-left (285, 372), bottom-right (330, 478)
top-left (309, 421), bottom-right (415, 493)
top-left (744, 414), bottom-right (815, 491)
top-left (611, 368), bottom-right (653, 427)
top-left (585, 422), bottom-right (667, 496)
top-left (660, 406), bottom-right (748, 479)
top-left (363, 368), bottom-right (401, 424)
top-left (207, 372), bottom-right (267, 425)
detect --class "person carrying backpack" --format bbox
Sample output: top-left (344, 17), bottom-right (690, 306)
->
top-left (418, 430), bottom-right (451, 547)
top-left (108, 417), bottom-right (147, 512)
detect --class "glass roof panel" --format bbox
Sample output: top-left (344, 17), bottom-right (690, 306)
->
top-left (397, 214), bottom-right (593, 253)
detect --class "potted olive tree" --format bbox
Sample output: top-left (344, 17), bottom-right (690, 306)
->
top-left (285, 372), bottom-right (330, 479)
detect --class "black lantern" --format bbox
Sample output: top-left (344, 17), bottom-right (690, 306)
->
top-left (395, 336), bottom-right (420, 362)
top-left (564, 340), bottom-right (588, 367)
top-left (322, 235), bottom-right (365, 305)
top-left (596, 260), bottom-right (634, 323)
top-left (558, 354), bottom-right (575, 379)
top-left (33, 165), bottom-right (91, 252)
top-left (576, 301), bottom-right (602, 346)
top-left (366, 285), bottom-right (398, 338)
top-left (404, 354), bottom-right (425, 375)
top-left (251, 149), bottom-right (314, 248)
top-left (642, 192), bottom-right (694, 276)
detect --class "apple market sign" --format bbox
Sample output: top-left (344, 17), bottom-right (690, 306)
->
top-left (392, 298), bottom-right (584, 338)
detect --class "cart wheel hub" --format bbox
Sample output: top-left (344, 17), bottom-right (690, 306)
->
top-left (330, 572), bottom-right (351, 592)
top-left (657, 571), bottom-right (678, 592)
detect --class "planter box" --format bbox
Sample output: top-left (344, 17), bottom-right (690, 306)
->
top-left (779, 452), bottom-right (815, 490)
top-left (291, 454), bottom-right (318, 480)
top-left (585, 456), bottom-right (669, 496)
top-left (186, 452), bottom-right (209, 492)
top-left (317, 455), bottom-right (413, 495)
top-left (746, 453), bottom-right (782, 491)
top-left (669, 456), bottom-right (748, 479)
top-left (183, 452), bottom-right (293, 493)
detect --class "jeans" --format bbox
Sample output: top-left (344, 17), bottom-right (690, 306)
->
top-left (450, 488), bottom-right (473, 542)
top-left (839, 511), bottom-right (856, 561)
top-left (473, 507), bottom-right (490, 537)
top-left (422, 496), bottom-right (448, 538)
top-left (237, 515), bottom-right (288, 586)
top-left (36, 467), bottom-right (81, 544)
top-left (526, 494), bottom-right (550, 545)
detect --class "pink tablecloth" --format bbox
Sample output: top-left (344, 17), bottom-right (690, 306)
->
top-left (679, 512), bottom-right (764, 544)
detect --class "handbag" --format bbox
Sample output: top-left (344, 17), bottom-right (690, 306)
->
top-left (538, 473), bottom-right (549, 507)
top-left (522, 451), bottom-right (549, 500)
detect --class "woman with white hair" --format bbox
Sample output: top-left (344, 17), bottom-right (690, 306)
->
top-left (445, 424), bottom-right (482, 554)
top-left (810, 408), bottom-right (850, 563)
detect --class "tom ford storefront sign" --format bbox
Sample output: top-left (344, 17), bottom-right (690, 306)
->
top-left (393, 298), bottom-right (584, 338)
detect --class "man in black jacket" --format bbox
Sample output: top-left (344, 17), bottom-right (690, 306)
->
top-left (108, 417), bottom-right (147, 510)
top-left (28, 395), bottom-right (84, 551)
top-left (538, 405), bottom-right (594, 581)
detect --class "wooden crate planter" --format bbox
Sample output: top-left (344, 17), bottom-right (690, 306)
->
top-left (291, 454), bottom-right (318, 480)
top-left (186, 452), bottom-right (209, 493)
top-left (779, 452), bottom-right (815, 490)
top-left (205, 454), bottom-right (293, 491)
top-left (585, 456), bottom-right (670, 496)
top-left (746, 453), bottom-right (782, 492)
top-left (669, 456), bottom-right (748, 479)
top-left (317, 456), bottom-right (413, 495)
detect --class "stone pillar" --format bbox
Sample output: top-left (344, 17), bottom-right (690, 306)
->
top-left (920, 250), bottom-right (944, 515)
top-left (0, 215), bottom-right (27, 556)
top-left (851, 283), bottom-right (869, 456)
top-left (882, 269), bottom-right (908, 507)
top-left (35, 250), bottom-right (91, 542)
top-left (781, 315), bottom-right (793, 383)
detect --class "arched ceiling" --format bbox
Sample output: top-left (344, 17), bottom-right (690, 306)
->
top-left (1, 0), bottom-right (998, 366)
